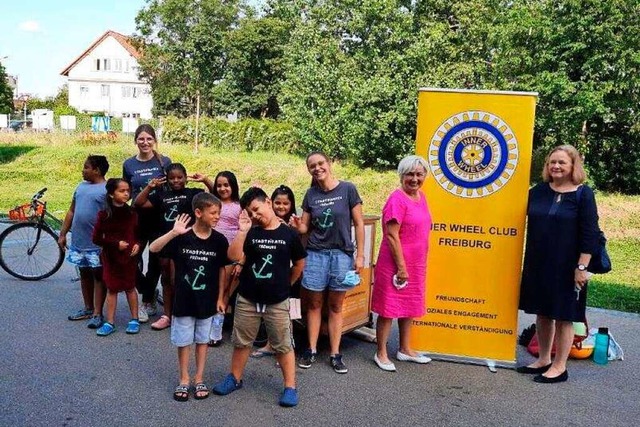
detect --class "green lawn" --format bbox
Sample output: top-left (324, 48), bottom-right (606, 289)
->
top-left (1, 135), bottom-right (638, 312)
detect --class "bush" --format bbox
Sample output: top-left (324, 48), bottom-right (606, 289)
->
top-left (160, 116), bottom-right (299, 153)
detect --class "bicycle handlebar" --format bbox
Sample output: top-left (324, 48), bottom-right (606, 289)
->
top-left (33, 188), bottom-right (47, 200)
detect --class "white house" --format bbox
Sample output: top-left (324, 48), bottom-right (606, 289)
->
top-left (61, 30), bottom-right (153, 119)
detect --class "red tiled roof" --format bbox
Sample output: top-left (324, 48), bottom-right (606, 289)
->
top-left (60, 30), bottom-right (141, 76)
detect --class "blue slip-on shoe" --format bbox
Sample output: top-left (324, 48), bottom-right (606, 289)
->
top-left (212, 373), bottom-right (243, 396)
top-left (96, 322), bottom-right (115, 336)
top-left (87, 315), bottom-right (104, 329)
top-left (279, 387), bottom-right (299, 407)
top-left (125, 319), bottom-right (140, 334)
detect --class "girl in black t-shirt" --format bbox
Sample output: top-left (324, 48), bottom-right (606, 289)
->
top-left (135, 163), bottom-right (215, 330)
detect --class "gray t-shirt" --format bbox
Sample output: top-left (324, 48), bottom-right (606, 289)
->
top-left (122, 155), bottom-right (171, 200)
top-left (302, 181), bottom-right (362, 253)
top-left (70, 181), bottom-right (106, 251)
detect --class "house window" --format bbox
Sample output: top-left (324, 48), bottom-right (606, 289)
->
top-left (80, 86), bottom-right (89, 98)
top-left (95, 59), bottom-right (100, 71)
top-left (102, 59), bottom-right (111, 71)
top-left (114, 59), bottom-right (122, 72)
top-left (121, 86), bottom-right (132, 98)
top-left (124, 60), bottom-right (130, 73)
top-left (101, 85), bottom-right (110, 97)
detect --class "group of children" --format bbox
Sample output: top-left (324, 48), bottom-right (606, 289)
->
top-left (59, 149), bottom-right (305, 407)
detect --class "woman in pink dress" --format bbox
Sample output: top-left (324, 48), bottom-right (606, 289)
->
top-left (372, 155), bottom-right (432, 372)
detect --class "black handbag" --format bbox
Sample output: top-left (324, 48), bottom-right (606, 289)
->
top-left (576, 186), bottom-right (612, 274)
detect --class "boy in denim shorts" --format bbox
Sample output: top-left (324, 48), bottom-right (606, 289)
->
top-left (149, 193), bottom-right (229, 402)
top-left (212, 187), bottom-right (306, 407)
top-left (59, 155), bottom-right (109, 329)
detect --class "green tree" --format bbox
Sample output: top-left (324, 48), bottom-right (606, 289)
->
top-left (0, 60), bottom-right (13, 114)
top-left (134, 0), bottom-right (241, 117)
top-left (218, 15), bottom-right (291, 118)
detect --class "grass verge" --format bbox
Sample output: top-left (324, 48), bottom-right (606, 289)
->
top-left (0, 135), bottom-right (638, 313)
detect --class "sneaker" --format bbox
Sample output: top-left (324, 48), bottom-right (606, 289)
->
top-left (145, 302), bottom-right (158, 317)
top-left (212, 373), bottom-right (243, 396)
top-left (68, 308), bottom-right (92, 321)
top-left (279, 387), bottom-right (299, 407)
top-left (151, 315), bottom-right (171, 330)
top-left (87, 315), bottom-right (104, 329)
top-left (330, 354), bottom-right (348, 374)
top-left (126, 319), bottom-right (140, 334)
top-left (138, 304), bottom-right (149, 323)
top-left (96, 322), bottom-right (115, 336)
top-left (298, 349), bottom-right (317, 369)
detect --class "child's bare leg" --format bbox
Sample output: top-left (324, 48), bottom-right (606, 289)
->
top-left (194, 343), bottom-right (208, 383)
top-left (78, 268), bottom-right (95, 311)
top-left (275, 351), bottom-right (296, 388)
top-left (105, 290), bottom-right (117, 324)
top-left (125, 288), bottom-right (139, 319)
top-left (92, 268), bottom-right (106, 316)
top-left (230, 347), bottom-right (252, 381)
top-left (177, 346), bottom-right (190, 385)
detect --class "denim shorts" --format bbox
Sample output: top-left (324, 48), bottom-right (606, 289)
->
top-left (302, 249), bottom-right (355, 292)
top-left (66, 247), bottom-right (101, 268)
top-left (171, 315), bottom-right (213, 347)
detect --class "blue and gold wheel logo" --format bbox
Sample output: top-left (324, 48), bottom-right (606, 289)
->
top-left (428, 111), bottom-right (518, 198)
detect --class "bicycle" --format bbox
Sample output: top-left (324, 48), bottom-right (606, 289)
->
top-left (0, 188), bottom-right (65, 280)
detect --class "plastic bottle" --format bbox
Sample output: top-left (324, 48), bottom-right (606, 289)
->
top-left (593, 327), bottom-right (610, 365)
top-left (210, 312), bottom-right (225, 341)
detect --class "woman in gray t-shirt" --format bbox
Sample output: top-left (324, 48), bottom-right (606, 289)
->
top-left (290, 151), bottom-right (365, 374)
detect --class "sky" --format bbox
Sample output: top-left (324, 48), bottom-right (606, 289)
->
top-left (0, 0), bottom-right (147, 98)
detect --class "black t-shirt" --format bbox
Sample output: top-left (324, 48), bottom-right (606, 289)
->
top-left (166, 229), bottom-right (229, 318)
top-left (148, 188), bottom-right (204, 234)
top-left (238, 224), bottom-right (307, 305)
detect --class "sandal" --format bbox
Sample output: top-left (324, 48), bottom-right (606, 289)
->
top-left (173, 384), bottom-right (189, 402)
top-left (194, 382), bottom-right (210, 400)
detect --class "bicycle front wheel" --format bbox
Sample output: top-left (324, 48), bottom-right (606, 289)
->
top-left (0, 223), bottom-right (64, 280)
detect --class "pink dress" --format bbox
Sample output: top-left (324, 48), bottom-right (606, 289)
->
top-left (215, 201), bottom-right (242, 243)
top-left (372, 189), bottom-right (431, 318)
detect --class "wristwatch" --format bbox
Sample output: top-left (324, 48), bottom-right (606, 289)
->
top-left (577, 264), bottom-right (587, 271)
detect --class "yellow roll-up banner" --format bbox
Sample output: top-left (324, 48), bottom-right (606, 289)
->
top-left (411, 88), bottom-right (537, 367)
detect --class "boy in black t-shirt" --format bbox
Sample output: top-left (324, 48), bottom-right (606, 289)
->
top-left (212, 187), bottom-right (306, 408)
top-left (150, 193), bottom-right (229, 402)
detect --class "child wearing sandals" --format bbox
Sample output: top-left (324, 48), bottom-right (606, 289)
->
top-left (135, 163), bottom-right (215, 331)
top-left (212, 187), bottom-right (306, 407)
top-left (92, 179), bottom-right (141, 336)
top-left (150, 193), bottom-right (229, 402)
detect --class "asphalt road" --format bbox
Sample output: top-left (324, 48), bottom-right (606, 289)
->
top-left (1, 232), bottom-right (638, 426)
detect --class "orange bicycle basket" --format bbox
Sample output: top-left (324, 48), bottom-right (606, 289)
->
top-left (8, 204), bottom-right (30, 221)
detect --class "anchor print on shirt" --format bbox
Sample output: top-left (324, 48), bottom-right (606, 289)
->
top-left (184, 265), bottom-right (206, 290)
top-left (164, 204), bottom-right (179, 222)
top-left (313, 208), bottom-right (334, 229)
top-left (252, 254), bottom-right (273, 279)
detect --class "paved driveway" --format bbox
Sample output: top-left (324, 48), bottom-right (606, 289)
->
top-left (1, 236), bottom-right (638, 426)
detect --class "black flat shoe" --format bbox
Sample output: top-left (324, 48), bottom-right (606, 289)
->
top-left (208, 339), bottom-right (222, 347)
top-left (533, 370), bottom-right (568, 383)
top-left (516, 363), bottom-right (552, 374)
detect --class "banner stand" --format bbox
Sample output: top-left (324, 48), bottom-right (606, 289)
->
top-left (411, 88), bottom-right (538, 369)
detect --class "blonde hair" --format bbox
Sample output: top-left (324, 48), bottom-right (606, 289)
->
top-left (541, 144), bottom-right (587, 184)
